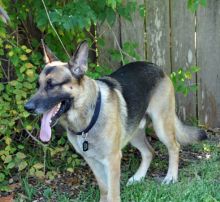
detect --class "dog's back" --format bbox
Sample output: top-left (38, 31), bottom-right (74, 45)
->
top-left (99, 61), bottom-right (165, 128)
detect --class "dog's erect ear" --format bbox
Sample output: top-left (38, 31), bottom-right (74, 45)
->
top-left (68, 41), bottom-right (88, 77)
top-left (41, 39), bottom-right (58, 64)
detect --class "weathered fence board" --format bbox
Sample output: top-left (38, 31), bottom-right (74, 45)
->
top-left (120, 0), bottom-right (145, 62)
top-left (170, 0), bottom-right (197, 120)
top-left (197, 1), bottom-right (220, 127)
top-left (96, 19), bottom-right (121, 70)
top-left (145, 0), bottom-right (171, 73)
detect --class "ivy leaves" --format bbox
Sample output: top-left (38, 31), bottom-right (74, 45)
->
top-left (170, 66), bottom-right (200, 96)
top-left (0, 21), bottom-right (41, 190)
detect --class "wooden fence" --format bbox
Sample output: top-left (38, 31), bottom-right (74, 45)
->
top-left (97, 0), bottom-right (220, 128)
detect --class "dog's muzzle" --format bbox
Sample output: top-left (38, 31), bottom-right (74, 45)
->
top-left (24, 100), bottom-right (36, 113)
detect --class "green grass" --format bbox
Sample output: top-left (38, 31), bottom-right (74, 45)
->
top-left (20, 177), bottom-right (36, 201)
top-left (15, 140), bottom-right (220, 202)
top-left (76, 145), bottom-right (220, 202)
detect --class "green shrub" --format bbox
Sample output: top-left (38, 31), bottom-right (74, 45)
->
top-left (170, 66), bottom-right (200, 96)
top-left (0, 20), bottom-right (41, 191)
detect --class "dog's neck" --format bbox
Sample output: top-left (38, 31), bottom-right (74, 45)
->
top-left (62, 76), bottom-right (99, 133)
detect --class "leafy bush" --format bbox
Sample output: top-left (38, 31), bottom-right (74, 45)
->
top-left (0, 20), bottom-right (41, 191)
top-left (170, 66), bottom-right (200, 96)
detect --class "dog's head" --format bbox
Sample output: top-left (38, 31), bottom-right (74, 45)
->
top-left (24, 41), bottom-right (89, 142)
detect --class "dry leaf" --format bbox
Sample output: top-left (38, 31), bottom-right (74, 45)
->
top-left (0, 195), bottom-right (13, 202)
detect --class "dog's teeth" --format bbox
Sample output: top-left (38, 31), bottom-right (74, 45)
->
top-left (57, 103), bottom-right (61, 109)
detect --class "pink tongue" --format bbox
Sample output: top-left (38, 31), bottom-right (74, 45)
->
top-left (39, 106), bottom-right (58, 142)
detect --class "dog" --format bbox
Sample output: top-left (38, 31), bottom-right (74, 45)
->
top-left (25, 40), bottom-right (207, 202)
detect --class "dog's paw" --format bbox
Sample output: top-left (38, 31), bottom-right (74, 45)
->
top-left (126, 176), bottom-right (144, 186)
top-left (162, 175), bottom-right (178, 184)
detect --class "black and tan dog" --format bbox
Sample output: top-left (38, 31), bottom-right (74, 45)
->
top-left (25, 41), bottom-right (207, 202)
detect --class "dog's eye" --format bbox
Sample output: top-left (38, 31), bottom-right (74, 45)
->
top-left (45, 79), bottom-right (54, 90)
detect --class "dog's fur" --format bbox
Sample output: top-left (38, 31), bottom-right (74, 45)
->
top-left (25, 41), bottom-right (207, 202)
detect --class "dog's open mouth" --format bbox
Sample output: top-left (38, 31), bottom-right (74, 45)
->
top-left (39, 99), bottom-right (72, 142)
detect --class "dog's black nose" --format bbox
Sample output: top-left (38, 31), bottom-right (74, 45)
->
top-left (24, 101), bottom-right (35, 113)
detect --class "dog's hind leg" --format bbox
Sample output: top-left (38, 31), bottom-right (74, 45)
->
top-left (127, 125), bottom-right (154, 185)
top-left (152, 114), bottom-right (180, 184)
top-left (147, 76), bottom-right (180, 184)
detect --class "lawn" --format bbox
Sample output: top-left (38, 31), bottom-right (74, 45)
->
top-left (10, 133), bottom-right (220, 202)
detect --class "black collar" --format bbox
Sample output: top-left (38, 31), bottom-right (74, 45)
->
top-left (69, 90), bottom-right (101, 135)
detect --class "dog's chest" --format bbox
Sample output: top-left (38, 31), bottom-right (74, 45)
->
top-left (67, 131), bottom-right (106, 159)
top-left (75, 135), bottom-right (88, 152)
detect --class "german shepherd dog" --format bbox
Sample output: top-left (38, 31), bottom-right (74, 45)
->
top-left (25, 41), bottom-right (207, 202)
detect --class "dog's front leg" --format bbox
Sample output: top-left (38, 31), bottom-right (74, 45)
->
top-left (104, 151), bottom-right (122, 202)
top-left (84, 157), bottom-right (108, 202)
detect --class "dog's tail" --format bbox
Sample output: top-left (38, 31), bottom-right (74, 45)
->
top-left (175, 114), bottom-right (208, 145)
